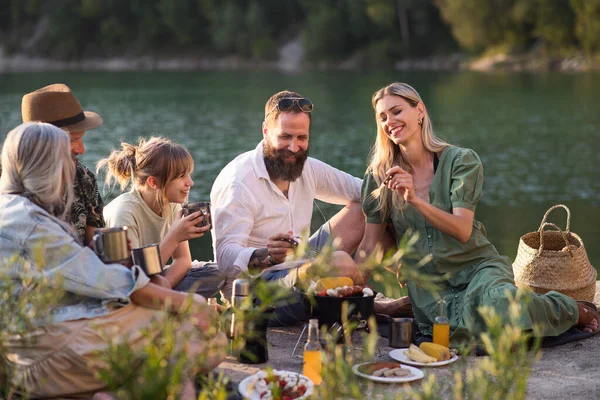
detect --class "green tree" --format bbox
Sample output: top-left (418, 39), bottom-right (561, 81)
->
top-left (435, 0), bottom-right (529, 53)
top-left (571, 0), bottom-right (600, 56)
top-left (246, 0), bottom-right (276, 59)
top-left (302, 1), bottom-right (348, 62)
top-left (532, 0), bottom-right (575, 53)
top-left (212, 0), bottom-right (247, 54)
top-left (158, 0), bottom-right (200, 47)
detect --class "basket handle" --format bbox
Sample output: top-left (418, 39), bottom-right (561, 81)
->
top-left (537, 222), bottom-right (573, 258)
top-left (538, 204), bottom-right (571, 234)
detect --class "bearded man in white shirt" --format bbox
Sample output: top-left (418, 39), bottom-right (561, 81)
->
top-left (211, 90), bottom-right (366, 325)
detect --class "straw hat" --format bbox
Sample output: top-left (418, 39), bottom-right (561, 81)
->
top-left (21, 83), bottom-right (103, 132)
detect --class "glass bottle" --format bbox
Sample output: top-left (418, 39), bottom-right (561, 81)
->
top-left (303, 319), bottom-right (322, 385)
top-left (432, 297), bottom-right (450, 347)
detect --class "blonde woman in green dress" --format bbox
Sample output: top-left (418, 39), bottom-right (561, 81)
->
top-left (357, 82), bottom-right (598, 346)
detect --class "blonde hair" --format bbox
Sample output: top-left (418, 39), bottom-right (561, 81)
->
top-left (366, 82), bottom-right (449, 218)
top-left (0, 122), bottom-right (74, 219)
top-left (97, 137), bottom-right (194, 213)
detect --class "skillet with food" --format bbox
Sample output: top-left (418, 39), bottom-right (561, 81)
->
top-left (305, 277), bottom-right (376, 327)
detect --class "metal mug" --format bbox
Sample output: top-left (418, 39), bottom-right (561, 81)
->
top-left (182, 201), bottom-right (212, 228)
top-left (131, 244), bottom-right (163, 276)
top-left (389, 317), bottom-right (413, 348)
top-left (92, 227), bottom-right (129, 263)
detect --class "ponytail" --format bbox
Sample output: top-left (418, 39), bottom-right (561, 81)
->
top-left (97, 142), bottom-right (137, 190)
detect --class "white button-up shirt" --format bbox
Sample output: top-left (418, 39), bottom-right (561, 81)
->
top-left (211, 141), bottom-right (362, 275)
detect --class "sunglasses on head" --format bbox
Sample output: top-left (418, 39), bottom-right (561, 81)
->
top-left (266, 98), bottom-right (314, 118)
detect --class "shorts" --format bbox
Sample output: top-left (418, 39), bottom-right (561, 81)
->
top-left (171, 260), bottom-right (233, 303)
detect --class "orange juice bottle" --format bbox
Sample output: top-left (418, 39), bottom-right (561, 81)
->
top-left (303, 319), bottom-right (322, 385)
top-left (432, 298), bottom-right (450, 348)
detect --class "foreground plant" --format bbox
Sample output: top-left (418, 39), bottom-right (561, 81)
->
top-left (94, 295), bottom-right (230, 399)
top-left (405, 291), bottom-right (542, 400)
top-left (0, 248), bottom-right (64, 399)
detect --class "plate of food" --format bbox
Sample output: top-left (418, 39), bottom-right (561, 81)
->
top-left (352, 361), bottom-right (424, 383)
top-left (389, 344), bottom-right (458, 367)
top-left (238, 369), bottom-right (313, 400)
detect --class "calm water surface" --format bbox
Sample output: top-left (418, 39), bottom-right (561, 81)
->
top-left (1, 70), bottom-right (599, 271)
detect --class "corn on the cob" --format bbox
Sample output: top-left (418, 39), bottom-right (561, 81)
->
top-left (315, 277), bottom-right (354, 291)
top-left (419, 342), bottom-right (451, 361)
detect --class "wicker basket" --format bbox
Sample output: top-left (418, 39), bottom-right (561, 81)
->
top-left (512, 204), bottom-right (597, 301)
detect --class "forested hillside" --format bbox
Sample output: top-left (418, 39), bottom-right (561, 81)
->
top-left (1, 0), bottom-right (599, 67)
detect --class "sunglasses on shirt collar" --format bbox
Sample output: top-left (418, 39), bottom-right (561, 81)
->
top-left (265, 98), bottom-right (314, 118)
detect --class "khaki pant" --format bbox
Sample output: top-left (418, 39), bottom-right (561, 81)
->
top-left (5, 304), bottom-right (220, 399)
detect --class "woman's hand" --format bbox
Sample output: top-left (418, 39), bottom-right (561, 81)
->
top-left (189, 294), bottom-right (220, 332)
top-left (169, 209), bottom-right (211, 243)
top-left (385, 167), bottom-right (416, 203)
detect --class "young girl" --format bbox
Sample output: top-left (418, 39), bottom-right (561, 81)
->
top-left (98, 137), bottom-right (231, 300)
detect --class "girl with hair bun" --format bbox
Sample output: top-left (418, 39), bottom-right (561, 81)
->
top-left (98, 137), bottom-right (231, 300)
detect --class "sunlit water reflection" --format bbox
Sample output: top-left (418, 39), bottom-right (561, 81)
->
top-left (1, 70), bottom-right (598, 269)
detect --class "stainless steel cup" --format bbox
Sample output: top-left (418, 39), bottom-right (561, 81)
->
top-left (389, 317), bottom-right (413, 348)
top-left (132, 244), bottom-right (163, 276)
top-left (92, 227), bottom-right (129, 263)
top-left (182, 201), bottom-right (212, 228)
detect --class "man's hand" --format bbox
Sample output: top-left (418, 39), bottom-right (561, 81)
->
top-left (266, 231), bottom-right (298, 264)
top-left (248, 248), bottom-right (271, 270)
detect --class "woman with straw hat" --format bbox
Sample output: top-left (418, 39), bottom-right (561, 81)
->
top-left (21, 83), bottom-right (105, 245)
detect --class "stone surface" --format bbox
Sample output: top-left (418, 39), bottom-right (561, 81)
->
top-left (217, 324), bottom-right (600, 399)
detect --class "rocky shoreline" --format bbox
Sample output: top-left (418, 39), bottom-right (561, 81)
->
top-left (0, 48), bottom-right (597, 73)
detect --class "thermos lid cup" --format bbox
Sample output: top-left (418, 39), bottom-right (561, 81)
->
top-left (232, 278), bottom-right (250, 297)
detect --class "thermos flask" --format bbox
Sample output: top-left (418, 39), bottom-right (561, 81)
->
top-left (230, 279), bottom-right (268, 364)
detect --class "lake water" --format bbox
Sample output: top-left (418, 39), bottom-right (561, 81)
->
top-left (1, 70), bottom-right (599, 272)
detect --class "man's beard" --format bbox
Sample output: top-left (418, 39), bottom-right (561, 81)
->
top-left (263, 141), bottom-right (309, 182)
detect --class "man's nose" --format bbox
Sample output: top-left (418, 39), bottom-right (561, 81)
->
top-left (288, 139), bottom-right (299, 153)
top-left (187, 176), bottom-right (194, 186)
top-left (72, 141), bottom-right (85, 155)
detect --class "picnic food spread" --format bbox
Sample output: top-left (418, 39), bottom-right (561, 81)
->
top-left (311, 277), bottom-right (375, 298)
top-left (419, 342), bottom-right (451, 361)
top-left (372, 366), bottom-right (413, 377)
top-left (314, 277), bottom-right (355, 291)
top-left (250, 370), bottom-right (310, 400)
top-left (316, 285), bottom-right (374, 298)
top-left (358, 361), bottom-right (413, 378)
top-left (406, 344), bottom-right (438, 363)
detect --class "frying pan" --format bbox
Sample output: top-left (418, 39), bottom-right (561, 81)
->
top-left (306, 292), bottom-right (375, 326)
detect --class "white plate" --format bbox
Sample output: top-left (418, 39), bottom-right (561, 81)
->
top-left (352, 363), bottom-right (424, 383)
top-left (389, 348), bottom-right (459, 367)
top-left (238, 370), bottom-right (314, 400)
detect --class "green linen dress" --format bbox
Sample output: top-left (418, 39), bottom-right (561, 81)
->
top-left (362, 145), bottom-right (578, 345)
